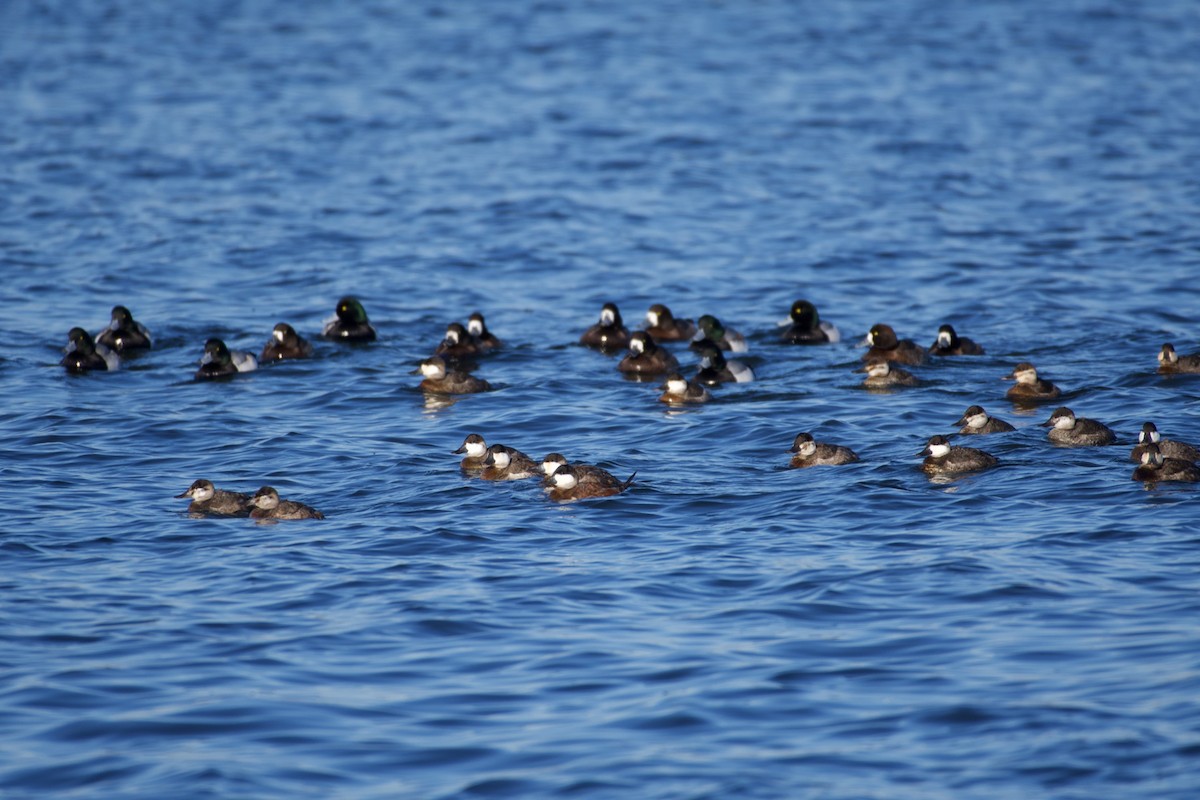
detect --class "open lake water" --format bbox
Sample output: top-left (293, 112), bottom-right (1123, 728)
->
top-left (3, 1), bottom-right (1200, 797)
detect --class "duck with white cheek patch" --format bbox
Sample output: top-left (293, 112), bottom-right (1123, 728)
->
top-left (920, 435), bottom-right (997, 475)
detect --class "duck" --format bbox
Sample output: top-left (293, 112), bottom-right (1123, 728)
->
top-left (618, 332), bottom-right (678, 377)
top-left (194, 338), bottom-right (257, 380)
top-left (693, 314), bottom-right (748, 353)
top-left (920, 435), bottom-right (998, 475)
top-left (954, 405), bottom-right (1015, 434)
top-left (857, 357), bottom-right (918, 388)
top-left (644, 304), bottom-right (696, 341)
top-left (1157, 343), bottom-right (1200, 374)
top-left (1131, 443), bottom-right (1200, 483)
top-left (928, 324), bottom-right (984, 356)
top-left (1041, 407), bottom-right (1115, 446)
top-left (176, 479), bottom-right (251, 517)
top-left (1003, 362), bottom-right (1061, 402)
top-left (1129, 422), bottom-right (1200, 463)
top-left (61, 327), bottom-right (120, 373)
top-left (540, 453), bottom-right (628, 489)
top-left (580, 302), bottom-right (631, 352)
top-left (467, 312), bottom-right (502, 351)
top-left (789, 433), bottom-right (859, 467)
top-left (861, 323), bottom-right (927, 365)
top-left (544, 464), bottom-right (636, 502)
top-left (260, 323), bottom-right (313, 361)
top-left (413, 356), bottom-right (490, 394)
top-left (95, 305), bottom-right (151, 352)
top-left (693, 340), bottom-right (754, 385)
top-left (249, 486), bottom-right (325, 520)
top-left (322, 296), bottom-right (376, 342)
top-left (658, 372), bottom-right (712, 404)
top-left (481, 444), bottom-right (540, 480)
top-left (780, 300), bottom-right (839, 344)
top-left (454, 434), bottom-right (490, 472)
top-left (434, 322), bottom-right (480, 360)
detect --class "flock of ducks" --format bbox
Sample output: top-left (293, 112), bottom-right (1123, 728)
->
top-left (61, 296), bottom-right (1200, 518)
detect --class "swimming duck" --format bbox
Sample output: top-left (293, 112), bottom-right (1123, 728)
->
top-left (61, 327), bottom-right (120, 373)
top-left (249, 486), bottom-right (325, 520)
top-left (693, 340), bottom-right (754, 385)
top-left (1041, 407), bottom-right (1115, 446)
top-left (322, 296), bottom-right (376, 342)
top-left (789, 433), bottom-right (859, 467)
top-left (618, 332), bottom-right (679, 377)
top-left (929, 324), bottom-right (984, 356)
top-left (1131, 443), bottom-right (1200, 483)
top-left (467, 312), bottom-right (502, 351)
top-left (920, 435), bottom-right (998, 475)
top-left (1003, 362), bottom-right (1061, 403)
top-left (194, 338), bottom-right (257, 380)
top-left (658, 372), bottom-right (712, 404)
top-left (1129, 422), bottom-right (1200, 463)
top-left (95, 305), bottom-right (151, 352)
top-left (1157, 343), bottom-right (1200, 374)
top-left (544, 464), bottom-right (636, 502)
top-left (644, 304), bottom-right (696, 341)
top-left (540, 454), bottom-right (629, 489)
top-left (435, 322), bottom-right (480, 360)
top-left (413, 356), bottom-right (490, 394)
top-left (481, 444), bottom-right (540, 480)
top-left (862, 323), bottom-right (927, 365)
top-left (693, 314), bottom-right (748, 353)
top-left (580, 302), bottom-right (631, 351)
top-left (260, 323), bottom-right (313, 361)
top-left (454, 434), bottom-right (490, 472)
top-left (955, 405), bottom-right (1015, 434)
top-left (780, 300), bottom-right (839, 344)
top-left (857, 357), bottom-right (918, 388)
top-left (176, 479), bottom-right (251, 517)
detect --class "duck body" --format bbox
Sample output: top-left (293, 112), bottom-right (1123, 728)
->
top-left (644, 304), bottom-right (696, 341)
top-left (780, 300), bottom-right (839, 344)
top-left (468, 312), bottom-right (502, 351)
top-left (929, 324), bottom-right (984, 356)
top-left (1158, 344), bottom-right (1200, 374)
top-left (1128, 423), bottom-right (1200, 463)
top-left (414, 356), bottom-right (490, 394)
top-left (62, 327), bottom-right (120, 373)
top-left (249, 486), bottom-right (324, 520)
top-left (1042, 407), bottom-right (1115, 446)
top-left (920, 435), bottom-right (998, 474)
top-left (323, 296), bottom-right (376, 342)
top-left (481, 445), bottom-right (540, 480)
top-left (1004, 362), bottom-right (1061, 402)
top-left (96, 306), bottom-right (152, 352)
top-left (195, 338), bottom-right (257, 380)
top-left (544, 464), bottom-right (635, 501)
top-left (789, 433), bottom-right (859, 467)
top-left (955, 405), bottom-right (1016, 435)
top-left (693, 314), bottom-right (748, 353)
top-left (658, 373), bottom-right (711, 404)
top-left (581, 302), bottom-right (631, 352)
top-left (260, 323), bottom-right (313, 361)
top-left (455, 434), bottom-right (490, 472)
top-left (176, 479), bottom-right (250, 517)
top-left (858, 358), bottom-right (918, 388)
top-left (618, 332), bottom-right (679, 376)
top-left (862, 323), bottom-right (926, 365)
top-left (1132, 444), bottom-right (1200, 483)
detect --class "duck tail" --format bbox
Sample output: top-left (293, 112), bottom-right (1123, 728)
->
top-left (619, 471), bottom-right (638, 491)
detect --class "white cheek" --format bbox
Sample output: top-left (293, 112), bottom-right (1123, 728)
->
top-left (467, 443), bottom-right (486, 457)
top-left (274, 330), bottom-right (285, 343)
top-left (468, 321), bottom-right (482, 336)
top-left (601, 309), bottom-right (615, 325)
top-left (646, 311), bottom-right (659, 327)
top-left (929, 444), bottom-right (950, 458)
top-left (666, 380), bottom-right (686, 393)
top-left (938, 332), bottom-right (951, 347)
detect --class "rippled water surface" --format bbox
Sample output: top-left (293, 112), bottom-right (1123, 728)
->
top-left (4, 1), bottom-right (1200, 797)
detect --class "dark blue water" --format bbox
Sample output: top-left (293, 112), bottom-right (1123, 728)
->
top-left (4, 1), bottom-right (1200, 797)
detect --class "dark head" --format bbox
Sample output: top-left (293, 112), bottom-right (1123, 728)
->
top-left (867, 324), bottom-right (899, 349)
top-left (1041, 406), bottom-right (1075, 428)
top-left (627, 331), bottom-right (658, 355)
top-left (696, 314), bottom-right (726, 341)
top-left (1138, 422), bottom-right (1160, 445)
top-left (790, 432), bottom-right (815, 453)
top-left (789, 300), bottom-right (820, 329)
top-left (110, 305), bottom-right (135, 328)
top-left (200, 338), bottom-right (232, 367)
top-left (935, 324), bottom-right (959, 349)
top-left (647, 303), bottom-right (675, 327)
top-left (468, 312), bottom-right (489, 337)
top-left (176, 478), bottom-right (215, 500)
top-left (921, 435), bottom-right (952, 458)
top-left (598, 302), bottom-right (623, 328)
top-left (251, 486), bottom-right (280, 509)
top-left (454, 433), bottom-right (487, 455)
top-left (443, 322), bottom-right (469, 346)
top-left (65, 327), bottom-right (96, 355)
top-left (272, 323), bottom-right (299, 343)
top-left (335, 297), bottom-right (369, 324)
top-left (955, 405), bottom-right (987, 427)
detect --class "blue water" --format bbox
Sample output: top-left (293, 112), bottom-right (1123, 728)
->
top-left (3, 1), bottom-right (1200, 797)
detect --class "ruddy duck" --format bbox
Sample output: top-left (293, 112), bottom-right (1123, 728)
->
top-left (644, 304), bottom-right (696, 341)
top-left (789, 433), bottom-right (859, 467)
top-left (61, 327), bottom-right (120, 373)
top-left (658, 372), bottom-right (711, 404)
top-left (920, 435), bottom-right (997, 475)
top-left (1131, 443), bottom-right (1200, 483)
top-left (194, 338), bottom-right (257, 380)
top-left (1129, 422), bottom-right (1200, 463)
top-left (862, 323), bottom-right (927, 365)
top-left (176, 479), bottom-right (251, 517)
top-left (96, 305), bottom-right (152, 352)
top-left (1157, 343), bottom-right (1200, 374)
top-left (857, 357), bottom-right (918, 388)
top-left (467, 312), bottom-right (502, 350)
top-left (618, 332), bottom-right (678, 376)
top-left (693, 341), bottom-right (754, 385)
top-left (929, 324), bottom-right (984, 356)
top-left (322, 296), bottom-right (376, 342)
top-left (249, 486), bottom-right (324, 520)
top-left (481, 444), bottom-right (540, 480)
top-left (780, 300), bottom-right (840, 344)
top-left (1041, 407), bottom-right (1115, 446)
top-left (413, 356), bottom-right (490, 394)
top-left (1003, 362), bottom-right (1061, 402)
top-left (544, 464), bottom-right (635, 502)
top-left (435, 322), bottom-right (480, 360)
top-left (540, 453), bottom-right (627, 489)
top-left (955, 405), bottom-right (1015, 434)
top-left (693, 314), bottom-right (748, 353)
top-left (260, 323), bottom-right (313, 361)
top-left (454, 433), bottom-right (490, 472)
top-left (580, 302), bottom-right (631, 351)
